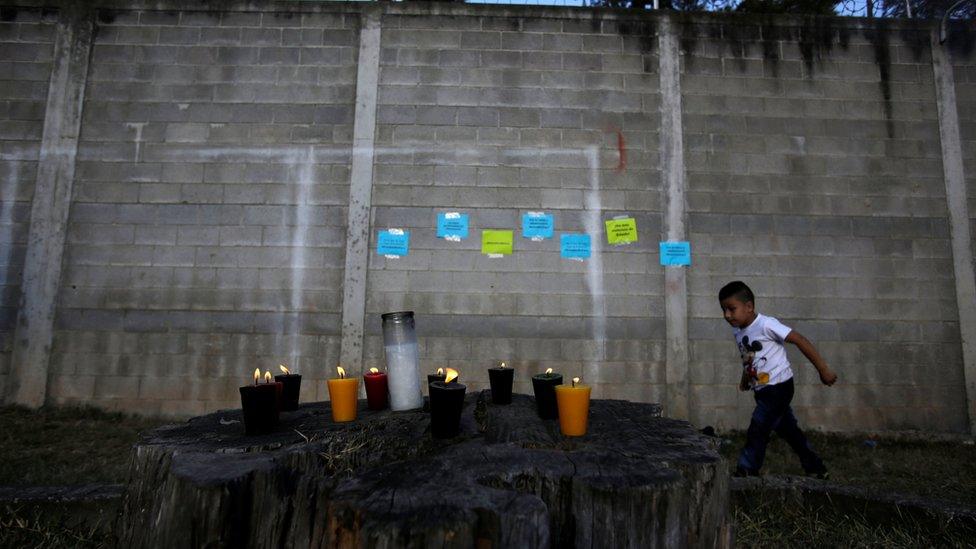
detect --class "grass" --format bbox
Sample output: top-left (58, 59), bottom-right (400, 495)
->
top-left (0, 405), bottom-right (169, 486)
top-left (0, 504), bottom-right (112, 549)
top-left (718, 430), bottom-right (976, 505)
top-left (724, 430), bottom-right (976, 547)
top-left (0, 406), bottom-right (166, 548)
top-left (733, 494), bottom-right (976, 548)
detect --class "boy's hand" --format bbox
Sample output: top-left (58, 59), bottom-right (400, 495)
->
top-left (819, 368), bottom-right (838, 386)
top-left (786, 331), bottom-right (837, 387)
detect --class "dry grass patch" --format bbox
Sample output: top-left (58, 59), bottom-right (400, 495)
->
top-left (0, 405), bottom-right (169, 486)
top-left (719, 430), bottom-right (976, 505)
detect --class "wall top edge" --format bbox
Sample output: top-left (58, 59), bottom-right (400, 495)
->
top-left (0, 0), bottom-right (939, 32)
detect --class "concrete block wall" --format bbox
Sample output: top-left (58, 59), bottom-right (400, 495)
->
top-left (682, 18), bottom-right (967, 431)
top-left (50, 5), bottom-right (359, 415)
top-left (0, 1), bottom-right (973, 431)
top-left (365, 10), bottom-right (666, 400)
top-left (0, 7), bottom-right (55, 398)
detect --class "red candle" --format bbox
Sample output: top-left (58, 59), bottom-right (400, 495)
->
top-left (363, 367), bottom-right (389, 411)
top-left (265, 369), bottom-right (284, 411)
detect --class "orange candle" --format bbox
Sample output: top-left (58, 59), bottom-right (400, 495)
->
top-left (327, 366), bottom-right (359, 422)
top-left (555, 377), bottom-right (591, 436)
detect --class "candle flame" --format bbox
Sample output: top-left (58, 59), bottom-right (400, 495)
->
top-left (545, 368), bottom-right (553, 375)
top-left (436, 367), bottom-right (444, 375)
top-left (337, 366), bottom-right (346, 379)
top-left (369, 367), bottom-right (379, 374)
top-left (572, 376), bottom-right (581, 387)
top-left (279, 364), bottom-right (290, 375)
top-left (253, 368), bottom-right (261, 384)
top-left (500, 361), bottom-right (506, 368)
top-left (444, 368), bottom-right (459, 383)
top-left (264, 371), bottom-right (272, 384)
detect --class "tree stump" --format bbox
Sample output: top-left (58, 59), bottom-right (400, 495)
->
top-left (117, 392), bottom-right (731, 548)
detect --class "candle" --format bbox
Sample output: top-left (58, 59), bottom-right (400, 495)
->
top-left (266, 369), bottom-right (284, 411)
top-left (487, 361), bottom-right (514, 405)
top-left (239, 368), bottom-right (279, 435)
top-left (555, 376), bottom-right (591, 436)
top-left (429, 368), bottom-right (466, 439)
top-left (327, 366), bottom-right (359, 422)
top-left (427, 367), bottom-right (447, 386)
top-left (274, 364), bottom-right (301, 411)
top-left (382, 311), bottom-right (423, 411)
top-left (363, 367), bottom-right (389, 411)
top-left (531, 368), bottom-right (563, 420)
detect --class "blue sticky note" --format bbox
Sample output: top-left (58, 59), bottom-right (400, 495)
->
top-left (522, 212), bottom-right (554, 239)
top-left (436, 212), bottom-right (468, 240)
top-left (560, 234), bottom-right (591, 259)
top-left (377, 230), bottom-right (410, 256)
top-left (659, 241), bottom-right (691, 266)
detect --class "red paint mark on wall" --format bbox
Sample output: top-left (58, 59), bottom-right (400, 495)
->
top-left (605, 126), bottom-right (626, 172)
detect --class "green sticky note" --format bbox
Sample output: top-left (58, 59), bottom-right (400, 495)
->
top-left (605, 218), bottom-right (638, 245)
top-left (481, 230), bottom-right (514, 255)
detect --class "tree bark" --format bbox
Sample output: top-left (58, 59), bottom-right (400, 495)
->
top-left (117, 391), bottom-right (731, 548)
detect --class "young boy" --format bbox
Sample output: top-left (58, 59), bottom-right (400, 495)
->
top-left (718, 281), bottom-right (838, 478)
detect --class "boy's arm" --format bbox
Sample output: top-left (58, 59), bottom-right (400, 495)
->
top-left (738, 370), bottom-right (750, 391)
top-left (785, 331), bottom-right (837, 386)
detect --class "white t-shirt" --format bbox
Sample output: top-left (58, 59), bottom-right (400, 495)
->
top-left (732, 313), bottom-right (794, 390)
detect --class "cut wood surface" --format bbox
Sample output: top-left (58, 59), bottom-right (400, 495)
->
top-left (117, 392), bottom-right (731, 548)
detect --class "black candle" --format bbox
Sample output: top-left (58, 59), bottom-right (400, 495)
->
top-left (429, 369), bottom-right (466, 439)
top-left (274, 364), bottom-right (301, 411)
top-left (531, 369), bottom-right (563, 420)
top-left (239, 369), bottom-right (279, 435)
top-left (487, 362), bottom-right (514, 405)
top-left (427, 367), bottom-right (447, 387)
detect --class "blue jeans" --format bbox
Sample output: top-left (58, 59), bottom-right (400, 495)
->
top-left (737, 378), bottom-right (826, 474)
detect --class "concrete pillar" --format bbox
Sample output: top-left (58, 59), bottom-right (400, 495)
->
top-left (5, 5), bottom-right (94, 407)
top-left (930, 31), bottom-right (976, 435)
top-left (338, 7), bottom-right (382, 377)
top-left (658, 16), bottom-right (691, 421)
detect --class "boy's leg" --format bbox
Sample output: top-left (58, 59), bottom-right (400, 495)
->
top-left (774, 405), bottom-right (827, 475)
top-left (736, 383), bottom-right (790, 474)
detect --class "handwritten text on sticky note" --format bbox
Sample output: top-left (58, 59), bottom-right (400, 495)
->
top-left (522, 212), bottom-right (554, 240)
top-left (377, 229), bottom-right (410, 257)
top-left (605, 217), bottom-right (638, 245)
top-left (481, 230), bottom-right (514, 256)
top-left (561, 233), bottom-right (592, 259)
top-left (437, 212), bottom-right (469, 241)
top-left (660, 241), bottom-right (692, 266)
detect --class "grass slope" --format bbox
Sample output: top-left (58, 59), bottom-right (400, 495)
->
top-left (0, 405), bottom-right (169, 486)
top-left (719, 430), bottom-right (976, 505)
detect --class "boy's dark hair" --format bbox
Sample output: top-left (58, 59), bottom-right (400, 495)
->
top-left (718, 281), bottom-right (755, 304)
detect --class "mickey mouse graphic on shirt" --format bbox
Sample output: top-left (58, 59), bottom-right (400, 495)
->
top-left (738, 335), bottom-right (770, 388)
